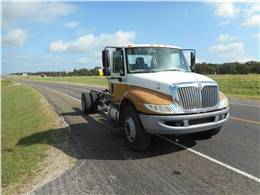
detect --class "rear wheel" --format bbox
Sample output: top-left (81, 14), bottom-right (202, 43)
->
top-left (81, 93), bottom-right (92, 115)
top-left (122, 105), bottom-right (151, 150)
top-left (82, 92), bottom-right (99, 115)
top-left (90, 92), bottom-right (98, 114)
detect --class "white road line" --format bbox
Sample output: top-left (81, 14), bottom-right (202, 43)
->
top-left (230, 102), bottom-right (260, 108)
top-left (230, 116), bottom-right (260, 125)
top-left (38, 84), bottom-right (260, 184)
top-left (39, 85), bottom-right (81, 103)
top-left (157, 135), bottom-right (260, 184)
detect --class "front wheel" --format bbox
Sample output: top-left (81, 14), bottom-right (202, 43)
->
top-left (123, 105), bottom-right (151, 150)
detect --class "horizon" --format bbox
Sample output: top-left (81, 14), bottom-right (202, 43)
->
top-left (2, 1), bottom-right (260, 74)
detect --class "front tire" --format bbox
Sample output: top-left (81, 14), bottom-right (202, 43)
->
top-left (122, 105), bottom-right (151, 150)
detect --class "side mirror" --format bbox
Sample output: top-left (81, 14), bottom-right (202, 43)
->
top-left (102, 50), bottom-right (109, 68)
top-left (102, 49), bottom-right (110, 76)
top-left (190, 52), bottom-right (196, 71)
top-left (182, 49), bottom-right (196, 72)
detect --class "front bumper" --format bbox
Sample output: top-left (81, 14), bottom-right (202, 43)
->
top-left (139, 107), bottom-right (229, 135)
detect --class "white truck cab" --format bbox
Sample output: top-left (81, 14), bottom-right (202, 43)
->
top-left (81, 44), bottom-right (229, 150)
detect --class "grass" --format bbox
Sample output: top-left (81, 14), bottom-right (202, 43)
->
top-left (16, 75), bottom-right (108, 87)
top-left (208, 74), bottom-right (260, 99)
top-left (1, 80), bottom-right (62, 190)
top-left (13, 74), bottom-right (260, 99)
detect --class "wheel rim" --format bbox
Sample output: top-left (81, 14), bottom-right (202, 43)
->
top-left (124, 116), bottom-right (136, 143)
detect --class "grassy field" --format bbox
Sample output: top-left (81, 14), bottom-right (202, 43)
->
top-left (14, 74), bottom-right (260, 99)
top-left (1, 80), bottom-right (64, 191)
top-left (209, 74), bottom-right (260, 99)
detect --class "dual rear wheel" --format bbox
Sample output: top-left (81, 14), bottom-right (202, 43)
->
top-left (81, 92), bottom-right (98, 114)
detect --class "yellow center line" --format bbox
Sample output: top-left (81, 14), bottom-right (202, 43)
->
top-left (230, 116), bottom-right (260, 125)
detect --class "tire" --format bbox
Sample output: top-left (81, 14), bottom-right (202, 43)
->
top-left (196, 127), bottom-right (222, 139)
top-left (122, 105), bottom-right (151, 150)
top-left (81, 92), bottom-right (92, 115)
top-left (90, 92), bottom-right (98, 114)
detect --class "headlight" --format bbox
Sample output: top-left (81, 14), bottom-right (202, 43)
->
top-left (219, 98), bottom-right (229, 108)
top-left (219, 91), bottom-right (229, 108)
top-left (144, 104), bottom-right (174, 114)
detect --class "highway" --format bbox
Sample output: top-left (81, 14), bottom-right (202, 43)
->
top-left (20, 80), bottom-right (260, 194)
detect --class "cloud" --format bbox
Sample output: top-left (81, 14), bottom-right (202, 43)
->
top-left (49, 31), bottom-right (136, 53)
top-left (244, 3), bottom-right (260, 17)
top-left (241, 3), bottom-right (260, 27)
top-left (214, 2), bottom-right (240, 18)
top-left (217, 34), bottom-right (238, 43)
top-left (236, 56), bottom-right (256, 63)
top-left (2, 2), bottom-right (77, 26)
top-left (213, 3), bottom-right (259, 28)
top-left (65, 21), bottom-right (79, 29)
top-left (48, 40), bottom-right (69, 52)
top-left (210, 42), bottom-right (244, 54)
top-left (48, 31), bottom-right (136, 65)
top-left (242, 14), bottom-right (260, 27)
top-left (209, 41), bottom-right (255, 62)
top-left (2, 28), bottom-right (28, 47)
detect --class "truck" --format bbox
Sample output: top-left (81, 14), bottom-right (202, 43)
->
top-left (81, 44), bottom-right (229, 150)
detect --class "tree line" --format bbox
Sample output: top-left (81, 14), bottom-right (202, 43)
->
top-left (11, 67), bottom-right (101, 77)
top-left (194, 61), bottom-right (260, 74)
top-left (11, 61), bottom-right (260, 76)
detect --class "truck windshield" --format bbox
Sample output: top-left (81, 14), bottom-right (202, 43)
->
top-left (126, 47), bottom-right (190, 73)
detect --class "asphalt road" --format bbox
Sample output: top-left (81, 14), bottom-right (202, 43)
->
top-left (19, 80), bottom-right (260, 195)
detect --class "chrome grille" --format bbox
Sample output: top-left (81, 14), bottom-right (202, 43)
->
top-left (201, 86), bottom-right (219, 108)
top-left (177, 85), bottom-right (218, 111)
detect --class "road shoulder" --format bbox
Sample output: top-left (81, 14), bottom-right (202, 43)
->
top-left (2, 81), bottom-right (76, 195)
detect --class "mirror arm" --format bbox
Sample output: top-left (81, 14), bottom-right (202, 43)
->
top-left (182, 49), bottom-right (196, 72)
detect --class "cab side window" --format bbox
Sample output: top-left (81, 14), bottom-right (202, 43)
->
top-left (113, 50), bottom-right (125, 75)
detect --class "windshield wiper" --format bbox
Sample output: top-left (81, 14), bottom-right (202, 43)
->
top-left (160, 69), bottom-right (181, 72)
top-left (131, 70), bottom-right (157, 73)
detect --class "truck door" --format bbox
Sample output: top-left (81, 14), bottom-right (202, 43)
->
top-left (110, 48), bottom-right (127, 102)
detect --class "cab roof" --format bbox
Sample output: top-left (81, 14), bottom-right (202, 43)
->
top-left (126, 44), bottom-right (181, 49)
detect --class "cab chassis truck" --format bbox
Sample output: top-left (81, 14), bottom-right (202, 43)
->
top-left (81, 44), bottom-right (229, 150)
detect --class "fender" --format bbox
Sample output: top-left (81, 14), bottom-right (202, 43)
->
top-left (120, 85), bottom-right (174, 114)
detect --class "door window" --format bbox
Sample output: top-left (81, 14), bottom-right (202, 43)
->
top-left (113, 50), bottom-right (125, 76)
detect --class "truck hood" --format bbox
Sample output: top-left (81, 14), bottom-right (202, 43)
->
top-left (127, 71), bottom-right (216, 96)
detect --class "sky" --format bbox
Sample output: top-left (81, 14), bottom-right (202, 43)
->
top-left (1, 1), bottom-right (260, 74)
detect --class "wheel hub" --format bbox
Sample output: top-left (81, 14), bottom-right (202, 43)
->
top-left (124, 116), bottom-right (136, 143)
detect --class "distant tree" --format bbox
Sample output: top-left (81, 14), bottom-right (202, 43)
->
top-left (236, 63), bottom-right (249, 74)
top-left (195, 61), bottom-right (260, 74)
